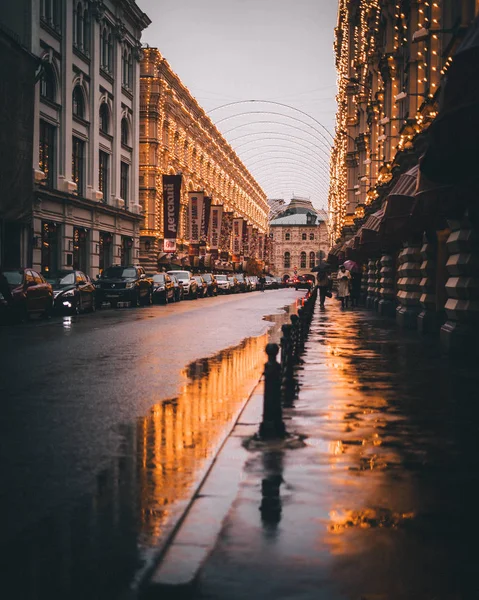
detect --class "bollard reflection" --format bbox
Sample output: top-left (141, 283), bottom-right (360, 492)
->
top-left (259, 450), bottom-right (285, 538)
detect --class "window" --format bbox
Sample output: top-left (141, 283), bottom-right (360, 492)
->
top-left (41, 221), bottom-right (59, 274)
top-left (39, 120), bottom-right (55, 188)
top-left (73, 2), bottom-right (91, 54)
top-left (72, 137), bottom-right (85, 196)
top-left (309, 251), bottom-right (315, 269)
top-left (72, 86), bottom-right (84, 118)
top-left (101, 25), bottom-right (113, 72)
top-left (40, 64), bottom-right (56, 102)
top-left (120, 162), bottom-right (129, 205)
top-left (300, 252), bottom-right (306, 269)
top-left (285, 232), bottom-right (290, 240)
top-left (99, 103), bottom-right (109, 133)
top-left (302, 233), bottom-right (307, 241)
top-left (99, 231), bottom-right (113, 272)
top-left (122, 47), bottom-right (133, 89)
top-left (99, 151), bottom-right (109, 201)
top-left (309, 233), bottom-right (314, 240)
top-left (73, 227), bottom-right (88, 272)
top-left (41, 0), bottom-right (61, 31)
top-left (121, 118), bottom-right (129, 145)
top-left (284, 252), bottom-right (291, 269)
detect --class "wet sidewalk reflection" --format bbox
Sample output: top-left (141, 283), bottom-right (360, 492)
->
top-left (1, 308), bottom-right (294, 600)
top-left (196, 302), bottom-right (479, 600)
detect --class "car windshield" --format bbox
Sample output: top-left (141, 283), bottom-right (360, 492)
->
top-left (46, 271), bottom-right (75, 285)
top-left (193, 276), bottom-right (203, 282)
top-left (152, 274), bottom-right (166, 283)
top-left (228, 277), bottom-right (235, 281)
top-left (202, 274), bottom-right (212, 281)
top-left (4, 271), bottom-right (23, 285)
top-left (102, 267), bottom-right (136, 279)
top-left (216, 275), bottom-right (227, 281)
top-left (168, 271), bottom-right (189, 279)
top-left (236, 274), bottom-right (244, 281)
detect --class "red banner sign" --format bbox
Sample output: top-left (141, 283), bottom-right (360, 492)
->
top-left (162, 174), bottom-right (182, 252)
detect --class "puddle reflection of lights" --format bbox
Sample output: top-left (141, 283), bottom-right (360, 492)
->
top-left (63, 316), bottom-right (72, 330)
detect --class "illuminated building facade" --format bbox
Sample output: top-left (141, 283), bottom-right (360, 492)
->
top-left (270, 198), bottom-right (329, 280)
top-left (330, 0), bottom-right (479, 351)
top-left (139, 48), bottom-right (269, 272)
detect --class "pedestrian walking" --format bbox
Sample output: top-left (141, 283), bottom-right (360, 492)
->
top-left (350, 270), bottom-right (362, 307)
top-left (258, 275), bottom-right (266, 292)
top-left (337, 264), bottom-right (351, 308)
top-left (317, 270), bottom-right (331, 308)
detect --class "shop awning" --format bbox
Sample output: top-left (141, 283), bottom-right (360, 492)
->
top-left (380, 165), bottom-right (420, 237)
top-left (420, 15), bottom-right (479, 184)
top-left (362, 209), bottom-right (385, 232)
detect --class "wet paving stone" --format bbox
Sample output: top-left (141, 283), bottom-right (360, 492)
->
top-left (195, 302), bottom-right (479, 600)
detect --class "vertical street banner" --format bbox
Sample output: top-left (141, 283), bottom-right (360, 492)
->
top-left (188, 191), bottom-right (204, 247)
top-left (258, 232), bottom-right (264, 260)
top-left (242, 221), bottom-right (249, 257)
top-left (200, 196), bottom-right (212, 243)
top-left (232, 217), bottom-right (243, 257)
top-left (245, 224), bottom-right (253, 258)
top-left (162, 174), bottom-right (182, 252)
top-left (209, 204), bottom-right (223, 250)
top-left (251, 228), bottom-right (258, 258)
top-left (220, 211), bottom-right (234, 253)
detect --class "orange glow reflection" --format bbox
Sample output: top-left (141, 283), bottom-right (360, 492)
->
top-left (136, 332), bottom-right (269, 546)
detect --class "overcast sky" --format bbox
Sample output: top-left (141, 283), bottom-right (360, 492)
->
top-left (137, 0), bottom-right (338, 209)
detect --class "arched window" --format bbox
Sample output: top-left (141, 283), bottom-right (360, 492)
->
top-left (121, 118), bottom-right (129, 145)
top-left (41, 0), bottom-right (61, 31)
top-left (72, 86), bottom-right (84, 118)
top-left (122, 49), bottom-right (129, 87)
top-left (40, 63), bottom-right (56, 102)
top-left (310, 233), bottom-right (314, 240)
top-left (300, 252), bottom-right (306, 269)
top-left (284, 252), bottom-right (291, 269)
top-left (83, 7), bottom-right (90, 54)
top-left (128, 52), bottom-right (133, 88)
top-left (99, 103), bottom-right (109, 134)
top-left (107, 32), bottom-right (113, 72)
top-left (285, 231), bottom-right (290, 241)
top-left (302, 232), bottom-right (307, 240)
top-left (74, 3), bottom-right (83, 49)
top-left (309, 251), bottom-right (315, 269)
top-left (101, 26), bottom-right (113, 72)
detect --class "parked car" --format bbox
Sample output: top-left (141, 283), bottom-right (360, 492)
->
top-left (0, 268), bottom-right (53, 321)
top-left (248, 275), bottom-right (258, 291)
top-left (235, 273), bottom-right (250, 292)
top-left (193, 275), bottom-right (208, 298)
top-left (273, 276), bottom-right (284, 288)
top-left (169, 274), bottom-right (184, 302)
top-left (264, 276), bottom-right (275, 289)
top-left (201, 273), bottom-right (218, 296)
top-left (294, 275), bottom-right (313, 291)
top-left (95, 265), bottom-right (153, 308)
top-left (151, 273), bottom-right (175, 304)
top-left (227, 275), bottom-right (240, 294)
top-left (167, 270), bottom-right (198, 299)
top-left (215, 274), bottom-right (231, 294)
top-left (45, 270), bottom-right (95, 314)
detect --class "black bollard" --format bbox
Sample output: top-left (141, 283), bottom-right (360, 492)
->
top-left (259, 343), bottom-right (286, 439)
top-left (297, 307), bottom-right (305, 350)
top-left (280, 324), bottom-right (295, 405)
top-left (290, 314), bottom-right (300, 362)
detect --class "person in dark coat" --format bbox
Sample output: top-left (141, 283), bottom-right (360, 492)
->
top-left (317, 270), bottom-right (331, 308)
top-left (350, 270), bottom-right (362, 307)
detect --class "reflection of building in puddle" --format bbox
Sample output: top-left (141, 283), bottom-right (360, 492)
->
top-left (329, 508), bottom-right (415, 533)
top-left (137, 332), bottom-right (269, 546)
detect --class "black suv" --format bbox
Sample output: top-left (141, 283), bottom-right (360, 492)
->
top-left (95, 266), bottom-right (153, 308)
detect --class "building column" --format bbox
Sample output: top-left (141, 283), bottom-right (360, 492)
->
top-left (90, 229), bottom-right (100, 277)
top-left (396, 239), bottom-right (422, 329)
top-left (378, 254), bottom-right (395, 317)
top-left (417, 232), bottom-right (440, 333)
top-left (373, 258), bottom-right (381, 311)
top-left (440, 213), bottom-right (479, 353)
top-left (366, 258), bottom-right (377, 309)
top-left (359, 262), bottom-right (368, 305)
top-left (113, 233), bottom-right (122, 266)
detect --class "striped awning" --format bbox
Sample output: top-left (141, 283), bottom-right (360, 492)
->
top-left (329, 244), bottom-right (342, 256)
top-left (362, 208), bottom-right (385, 232)
top-left (389, 164), bottom-right (419, 197)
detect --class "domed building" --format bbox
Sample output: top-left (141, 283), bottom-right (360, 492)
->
top-left (269, 197), bottom-right (329, 281)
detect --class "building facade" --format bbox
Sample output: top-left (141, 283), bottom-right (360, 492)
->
top-left (329, 0), bottom-right (479, 351)
top-left (139, 48), bottom-right (269, 272)
top-left (270, 198), bottom-right (328, 280)
top-left (4, 0), bottom-right (150, 277)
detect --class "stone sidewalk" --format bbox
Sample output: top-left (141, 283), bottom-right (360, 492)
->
top-left (146, 300), bottom-right (479, 600)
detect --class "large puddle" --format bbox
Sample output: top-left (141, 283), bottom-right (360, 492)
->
top-left (4, 303), bottom-right (297, 600)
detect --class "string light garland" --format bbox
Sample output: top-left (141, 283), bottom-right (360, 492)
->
top-left (328, 0), bottom-right (458, 245)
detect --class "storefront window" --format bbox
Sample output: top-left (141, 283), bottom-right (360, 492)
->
top-left (73, 227), bottom-right (88, 272)
top-left (99, 231), bottom-right (113, 273)
top-left (41, 221), bottom-right (59, 275)
top-left (120, 236), bottom-right (133, 265)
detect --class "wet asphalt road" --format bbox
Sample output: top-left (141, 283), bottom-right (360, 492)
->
top-left (0, 288), bottom-right (302, 600)
top-left (194, 301), bottom-right (479, 600)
